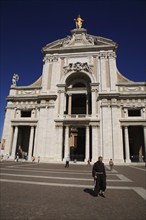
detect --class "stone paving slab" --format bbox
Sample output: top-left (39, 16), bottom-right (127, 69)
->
top-left (0, 161), bottom-right (146, 220)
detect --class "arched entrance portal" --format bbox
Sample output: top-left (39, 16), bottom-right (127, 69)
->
top-left (129, 126), bottom-right (145, 162)
top-left (63, 71), bottom-right (92, 162)
top-left (16, 126), bottom-right (30, 158)
top-left (70, 127), bottom-right (85, 161)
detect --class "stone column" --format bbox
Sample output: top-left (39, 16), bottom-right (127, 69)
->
top-left (56, 125), bottom-right (63, 161)
top-left (86, 94), bottom-right (89, 115)
top-left (92, 125), bottom-right (98, 162)
top-left (11, 126), bottom-right (18, 158)
top-left (91, 84), bottom-right (98, 117)
top-left (143, 126), bottom-right (146, 161)
top-left (124, 126), bottom-right (131, 163)
top-left (6, 125), bottom-right (14, 156)
top-left (28, 126), bottom-right (34, 160)
top-left (91, 89), bottom-right (96, 117)
top-left (85, 126), bottom-right (90, 162)
top-left (60, 91), bottom-right (65, 117)
top-left (33, 126), bottom-right (37, 156)
top-left (108, 52), bottom-right (117, 91)
top-left (68, 94), bottom-right (72, 115)
top-left (64, 126), bottom-right (69, 159)
top-left (41, 59), bottom-right (50, 92)
top-left (99, 53), bottom-right (106, 91)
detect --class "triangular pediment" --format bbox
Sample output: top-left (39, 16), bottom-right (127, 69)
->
top-left (43, 38), bottom-right (65, 51)
top-left (42, 29), bottom-right (117, 53)
top-left (92, 36), bottom-right (117, 47)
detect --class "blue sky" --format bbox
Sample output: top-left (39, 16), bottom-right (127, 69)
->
top-left (0, 0), bottom-right (146, 140)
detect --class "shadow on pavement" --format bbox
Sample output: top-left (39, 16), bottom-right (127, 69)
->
top-left (83, 188), bottom-right (96, 197)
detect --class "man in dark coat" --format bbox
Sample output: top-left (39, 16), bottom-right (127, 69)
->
top-left (92, 156), bottom-right (106, 197)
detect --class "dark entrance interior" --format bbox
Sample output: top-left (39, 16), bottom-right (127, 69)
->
top-left (72, 94), bottom-right (86, 114)
top-left (70, 127), bottom-right (85, 161)
top-left (128, 126), bottom-right (145, 162)
top-left (16, 126), bottom-right (30, 157)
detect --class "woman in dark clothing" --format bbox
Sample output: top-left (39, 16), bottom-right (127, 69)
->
top-left (92, 156), bottom-right (106, 197)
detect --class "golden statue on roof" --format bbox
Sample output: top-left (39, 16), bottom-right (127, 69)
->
top-left (74, 15), bottom-right (84, 29)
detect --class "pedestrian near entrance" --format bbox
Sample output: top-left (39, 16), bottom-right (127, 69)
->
top-left (16, 152), bottom-right (19, 162)
top-left (87, 159), bottom-right (91, 165)
top-left (32, 156), bottom-right (35, 162)
top-left (65, 155), bottom-right (70, 168)
top-left (109, 158), bottom-right (114, 171)
top-left (92, 156), bottom-right (106, 197)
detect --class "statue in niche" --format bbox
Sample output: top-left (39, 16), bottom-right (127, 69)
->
top-left (74, 15), bottom-right (84, 29)
top-left (12, 74), bottom-right (19, 86)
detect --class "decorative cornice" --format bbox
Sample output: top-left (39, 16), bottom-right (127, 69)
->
top-left (10, 86), bottom-right (42, 90)
top-left (117, 82), bottom-right (146, 86)
top-left (6, 94), bottom-right (57, 102)
top-left (120, 119), bottom-right (146, 127)
top-left (98, 92), bottom-right (146, 100)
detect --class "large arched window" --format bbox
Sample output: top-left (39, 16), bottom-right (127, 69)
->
top-left (65, 72), bottom-right (92, 115)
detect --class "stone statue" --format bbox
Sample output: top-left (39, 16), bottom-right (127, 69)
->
top-left (74, 15), bottom-right (83, 29)
top-left (12, 74), bottom-right (19, 86)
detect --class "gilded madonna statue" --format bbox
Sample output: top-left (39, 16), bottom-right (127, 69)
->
top-left (74, 15), bottom-right (84, 29)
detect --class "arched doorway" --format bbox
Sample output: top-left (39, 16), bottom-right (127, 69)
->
top-left (65, 72), bottom-right (92, 115)
top-left (64, 72), bottom-right (92, 161)
top-left (16, 126), bottom-right (30, 158)
top-left (69, 127), bottom-right (85, 161)
top-left (129, 126), bottom-right (145, 162)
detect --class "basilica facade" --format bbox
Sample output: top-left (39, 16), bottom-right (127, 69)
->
top-left (1, 20), bottom-right (146, 164)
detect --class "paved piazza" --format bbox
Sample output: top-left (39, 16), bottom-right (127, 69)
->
top-left (0, 161), bottom-right (146, 220)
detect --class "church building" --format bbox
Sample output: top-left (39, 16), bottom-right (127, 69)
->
top-left (1, 16), bottom-right (146, 164)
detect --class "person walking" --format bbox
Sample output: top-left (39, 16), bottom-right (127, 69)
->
top-left (92, 156), bottom-right (106, 197)
top-left (109, 159), bottom-right (114, 171)
top-left (16, 152), bottom-right (19, 162)
top-left (65, 155), bottom-right (70, 168)
top-left (87, 159), bottom-right (91, 165)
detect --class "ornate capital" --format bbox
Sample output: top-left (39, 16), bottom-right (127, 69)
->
top-left (91, 88), bottom-right (98, 92)
top-left (58, 89), bottom-right (65, 94)
top-left (44, 56), bottom-right (58, 63)
top-left (98, 52), bottom-right (107, 59)
top-left (107, 52), bottom-right (116, 59)
top-left (101, 99), bottom-right (110, 107)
